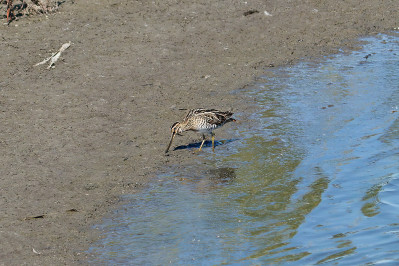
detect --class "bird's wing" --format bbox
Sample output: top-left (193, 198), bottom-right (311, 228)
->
top-left (183, 109), bottom-right (234, 125)
top-left (183, 108), bottom-right (213, 120)
top-left (201, 111), bottom-right (232, 125)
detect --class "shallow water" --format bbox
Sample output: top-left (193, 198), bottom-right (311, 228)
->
top-left (88, 35), bottom-right (399, 265)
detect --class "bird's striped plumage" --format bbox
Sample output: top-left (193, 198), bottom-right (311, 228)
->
top-left (165, 108), bottom-right (235, 153)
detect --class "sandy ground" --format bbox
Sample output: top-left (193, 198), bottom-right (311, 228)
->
top-left (0, 0), bottom-right (398, 264)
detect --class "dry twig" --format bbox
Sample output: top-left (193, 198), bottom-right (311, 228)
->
top-left (34, 41), bottom-right (71, 69)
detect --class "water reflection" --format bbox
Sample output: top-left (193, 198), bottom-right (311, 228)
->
top-left (89, 35), bottom-right (399, 265)
top-left (208, 167), bottom-right (236, 183)
top-left (173, 138), bottom-right (239, 151)
top-left (361, 182), bottom-right (383, 217)
top-left (180, 167), bottom-right (237, 193)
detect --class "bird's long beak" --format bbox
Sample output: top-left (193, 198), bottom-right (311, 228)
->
top-left (165, 132), bottom-right (176, 153)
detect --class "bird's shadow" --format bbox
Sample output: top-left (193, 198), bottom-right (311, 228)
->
top-left (173, 138), bottom-right (239, 151)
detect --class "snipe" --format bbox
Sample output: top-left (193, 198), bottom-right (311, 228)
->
top-left (165, 108), bottom-right (236, 153)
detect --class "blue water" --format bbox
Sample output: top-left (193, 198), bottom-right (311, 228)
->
top-left (88, 34), bottom-right (399, 265)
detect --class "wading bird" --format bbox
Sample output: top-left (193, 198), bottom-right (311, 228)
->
top-left (165, 108), bottom-right (236, 153)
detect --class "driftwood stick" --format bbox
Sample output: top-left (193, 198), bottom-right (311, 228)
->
top-left (34, 42), bottom-right (71, 69)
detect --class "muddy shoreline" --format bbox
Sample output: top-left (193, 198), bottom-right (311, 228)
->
top-left (1, 0), bottom-right (398, 264)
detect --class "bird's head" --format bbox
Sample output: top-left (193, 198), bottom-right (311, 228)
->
top-left (171, 122), bottom-right (183, 135)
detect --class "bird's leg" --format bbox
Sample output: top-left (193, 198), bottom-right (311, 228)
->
top-left (198, 134), bottom-right (206, 152)
top-left (211, 132), bottom-right (215, 152)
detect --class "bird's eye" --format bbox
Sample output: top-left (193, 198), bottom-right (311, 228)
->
top-left (171, 122), bottom-right (180, 131)
top-left (171, 122), bottom-right (179, 129)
